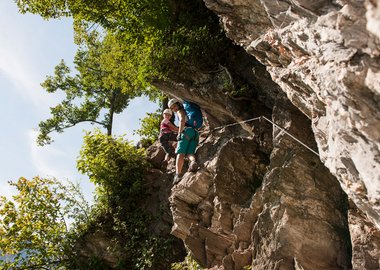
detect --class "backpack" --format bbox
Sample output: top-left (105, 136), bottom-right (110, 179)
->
top-left (183, 101), bottom-right (203, 129)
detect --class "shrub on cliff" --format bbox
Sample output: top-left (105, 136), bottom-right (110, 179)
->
top-left (77, 129), bottom-right (148, 205)
top-left (76, 130), bottom-right (182, 269)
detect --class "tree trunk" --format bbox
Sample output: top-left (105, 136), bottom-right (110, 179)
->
top-left (107, 91), bottom-right (116, 136)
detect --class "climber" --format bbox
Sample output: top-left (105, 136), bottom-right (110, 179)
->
top-left (159, 108), bottom-right (178, 161)
top-left (168, 98), bottom-right (203, 184)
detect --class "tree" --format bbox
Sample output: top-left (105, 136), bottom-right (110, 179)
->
top-left (75, 130), bottom-right (184, 269)
top-left (77, 129), bottom-right (148, 204)
top-left (0, 177), bottom-right (90, 269)
top-left (15, 0), bottom-right (171, 31)
top-left (22, 0), bottom-right (226, 146)
top-left (16, 0), bottom-right (227, 79)
top-left (37, 32), bottom-right (131, 146)
top-left (133, 111), bottom-right (161, 148)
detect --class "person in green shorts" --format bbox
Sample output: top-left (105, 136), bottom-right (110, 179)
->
top-left (168, 98), bottom-right (202, 184)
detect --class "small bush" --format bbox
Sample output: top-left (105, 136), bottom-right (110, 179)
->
top-left (77, 129), bottom-right (149, 204)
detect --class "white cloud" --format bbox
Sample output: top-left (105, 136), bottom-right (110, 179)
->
top-left (1, 184), bottom-right (17, 200)
top-left (0, 48), bottom-right (53, 107)
top-left (0, 4), bottom-right (47, 106)
top-left (113, 96), bottom-right (159, 142)
top-left (26, 129), bottom-right (96, 203)
top-left (0, 2), bottom-right (96, 204)
top-left (0, 1), bottom-right (75, 108)
top-left (28, 129), bottom-right (66, 178)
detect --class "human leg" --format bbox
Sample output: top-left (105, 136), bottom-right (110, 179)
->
top-left (173, 153), bottom-right (185, 184)
top-left (174, 127), bottom-right (200, 182)
top-left (175, 129), bottom-right (192, 173)
top-left (159, 133), bottom-right (176, 156)
top-left (174, 130), bottom-right (189, 184)
top-left (176, 153), bottom-right (185, 174)
top-left (185, 129), bottom-right (199, 172)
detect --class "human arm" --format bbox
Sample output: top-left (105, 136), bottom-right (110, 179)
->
top-left (177, 109), bottom-right (186, 140)
top-left (167, 121), bottom-right (179, 132)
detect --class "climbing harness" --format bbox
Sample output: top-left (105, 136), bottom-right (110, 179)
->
top-left (213, 116), bottom-right (320, 157)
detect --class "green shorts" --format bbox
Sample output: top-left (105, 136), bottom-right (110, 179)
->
top-left (176, 127), bottom-right (199, 155)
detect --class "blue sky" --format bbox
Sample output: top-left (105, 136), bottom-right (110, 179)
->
top-left (0, 1), bottom-right (158, 203)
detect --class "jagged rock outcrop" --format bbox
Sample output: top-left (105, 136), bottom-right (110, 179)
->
top-left (154, 0), bottom-right (380, 269)
top-left (349, 200), bottom-right (380, 269)
top-left (163, 94), bottom-right (352, 269)
top-left (204, 0), bottom-right (380, 232)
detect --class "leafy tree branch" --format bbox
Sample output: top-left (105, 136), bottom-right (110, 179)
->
top-left (0, 177), bottom-right (90, 270)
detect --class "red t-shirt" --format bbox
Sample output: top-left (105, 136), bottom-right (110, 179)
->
top-left (160, 119), bottom-right (172, 136)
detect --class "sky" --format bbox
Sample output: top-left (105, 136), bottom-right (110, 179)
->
top-left (0, 1), bottom-right (158, 203)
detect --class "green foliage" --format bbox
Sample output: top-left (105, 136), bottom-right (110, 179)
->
top-left (77, 129), bottom-right (148, 203)
top-left (13, 0), bottom-right (233, 268)
top-left (16, 0), bottom-right (171, 84)
top-left (0, 176), bottom-right (90, 270)
top-left (37, 30), bottom-right (135, 146)
top-left (76, 128), bottom-right (178, 268)
top-left (16, 0), bottom-right (171, 32)
top-left (77, 256), bottom-right (112, 270)
top-left (171, 253), bottom-right (203, 270)
top-left (135, 236), bottom-right (177, 269)
top-left (22, 0), bottom-right (227, 147)
top-left (134, 111), bottom-right (161, 147)
top-left (112, 212), bottom-right (177, 269)
top-left (17, 0), bottom-right (228, 85)
top-left (157, 25), bottom-right (226, 77)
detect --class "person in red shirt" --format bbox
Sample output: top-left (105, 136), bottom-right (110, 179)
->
top-left (159, 108), bottom-right (178, 161)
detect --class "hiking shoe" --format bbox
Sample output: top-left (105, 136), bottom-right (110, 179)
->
top-left (173, 174), bottom-right (182, 185)
top-left (188, 161), bottom-right (199, 172)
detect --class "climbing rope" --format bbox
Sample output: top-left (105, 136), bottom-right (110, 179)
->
top-left (213, 116), bottom-right (262, 130)
top-left (212, 116), bottom-right (320, 157)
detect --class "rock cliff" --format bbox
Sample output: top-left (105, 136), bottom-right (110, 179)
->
top-left (151, 0), bottom-right (380, 269)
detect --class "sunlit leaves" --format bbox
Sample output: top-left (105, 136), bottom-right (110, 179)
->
top-left (15, 0), bottom-right (70, 18)
top-left (16, 0), bottom-right (225, 87)
top-left (77, 129), bottom-right (148, 202)
top-left (16, 0), bottom-right (171, 36)
top-left (0, 177), bottom-right (90, 269)
top-left (133, 111), bottom-right (161, 147)
top-left (21, 0), bottom-right (224, 147)
top-left (37, 33), bottom-right (132, 146)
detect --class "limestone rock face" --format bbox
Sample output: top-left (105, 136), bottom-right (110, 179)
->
top-left (366, 0), bottom-right (380, 39)
top-left (167, 96), bottom-right (353, 269)
top-left (157, 0), bottom-right (380, 269)
top-left (205, 0), bottom-right (380, 234)
top-left (349, 200), bottom-right (380, 269)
